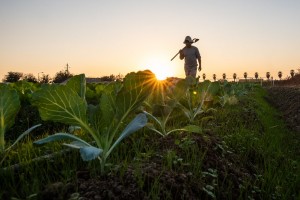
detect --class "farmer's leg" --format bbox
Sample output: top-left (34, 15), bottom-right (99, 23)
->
top-left (185, 66), bottom-right (197, 78)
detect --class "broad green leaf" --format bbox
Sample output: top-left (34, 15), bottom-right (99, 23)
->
top-left (6, 124), bottom-right (42, 151)
top-left (173, 79), bottom-right (188, 99)
top-left (34, 132), bottom-right (102, 161)
top-left (31, 85), bottom-right (88, 127)
top-left (80, 146), bottom-right (103, 161)
top-left (95, 84), bottom-right (106, 96)
top-left (34, 132), bottom-right (91, 147)
top-left (116, 70), bottom-right (155, 119)
top-left (63, 141), bottom-right (103, 161)
top-left (99, 92), bottom-right (116, 127)
top-left (66, 74), bottom-right (86, 100)
top-left (107, 113), bottom-right (147, 157)
top-left (0, 84), bottom-right (21, 151)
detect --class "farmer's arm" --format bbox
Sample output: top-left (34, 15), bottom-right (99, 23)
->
top-left (196, 48), bottom-right (201, 71)
top-left (198, 56), bottom-right (201, 71)
top-left (179, 49), bottom-right (184, 60)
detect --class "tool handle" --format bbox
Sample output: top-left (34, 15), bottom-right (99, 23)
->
top-left (170, 51), bottom-right (180, 61)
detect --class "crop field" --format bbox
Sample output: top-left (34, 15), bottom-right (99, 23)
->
top-left (0, 71), bottom-right (299, 200)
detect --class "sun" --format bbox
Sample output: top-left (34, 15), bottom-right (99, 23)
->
top-left (143, 58), bottom-right (175, 80)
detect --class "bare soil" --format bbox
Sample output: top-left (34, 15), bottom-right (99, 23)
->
top-left (37, 132), bottom-right (252, 200)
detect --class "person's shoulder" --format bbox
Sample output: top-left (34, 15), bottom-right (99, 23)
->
top-left (192, 46), bottom-right (199, 51)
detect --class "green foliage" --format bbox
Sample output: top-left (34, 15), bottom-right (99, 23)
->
top-left (213, 86), bottom-right (299, 199)
top-left (32, 71), bottom-right (156, 173)
top-left (0, 84), bottom-right (41, 163)
top-left (0, 84), bottom-right (21, 151)
top-left (143, 106), bottom-right (202, 137)
top-left (173, 78), bottom-right (219, 123)
top-left (218, 81), bottom-right (252, 107)
top-left (10, 81), bottom-right (40, 103)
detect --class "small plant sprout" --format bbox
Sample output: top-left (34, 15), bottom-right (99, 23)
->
top-left (32, 71), bottom-right (156, 174)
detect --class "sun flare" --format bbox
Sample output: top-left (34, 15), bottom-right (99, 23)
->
top-left (143, 58), bottom-right (175, 80)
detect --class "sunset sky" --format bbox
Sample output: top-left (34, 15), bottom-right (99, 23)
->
top-left (1, 0), bottom-right (299, 81)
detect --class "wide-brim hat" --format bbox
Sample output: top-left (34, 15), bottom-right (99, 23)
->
top-left (183, 36), bottom-right (193, 44)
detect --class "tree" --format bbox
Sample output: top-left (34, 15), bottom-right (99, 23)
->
top-left (290, 69), bottom-right (295, 78)
top-left (243, 72), bottom-right (248, 79)
top-left (23, 73), bottom-right (38, 83)
top-left (39, 74), bottom-right (51, 84)
top-left (52, 70), bottom-right (73, 83)
top-left (266, 72), bottom-right (271, 80)
top-left (254, 72), bottom-right (259, 79)
top-left (2, 71), bottom-right (23, 82)
top-left (213, 74), bottom-right (216, 82)
top-left (222, 73), bottom-right (226, 80)
top-left (233, 73), bottom-right (237, 82)
top-left (278, 71), bottom-right (282, 80)
top-left (202, 73), bottom-right (206, 80)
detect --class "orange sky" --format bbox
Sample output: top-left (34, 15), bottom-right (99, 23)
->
top-left (1, 1), bottom-right (299, 81)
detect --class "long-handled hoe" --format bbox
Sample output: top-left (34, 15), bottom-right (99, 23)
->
top-left (170, 38), bottom-right (199, 61)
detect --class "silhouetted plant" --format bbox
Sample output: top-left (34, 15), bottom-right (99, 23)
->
top-left (213, 74), bottom-right (216, 82)
top-left (202, 73), bottom-right (206, 80)
top-left (2, 72), bottom-right (23, 83)
top-left (244, 72), bottom-right (248, 79)
top-left (233, 73), bottom-right (237, 82)
top-left (278, 71), bottom-right (282, 80)
top-left (290, 70), bottom-right (295, 78)
top-left (255, 72), bottom-right (259, 79)
top-left (266, 72), bottom-right (271, 80)
top-left (222, 73), bottom-right (226, 80)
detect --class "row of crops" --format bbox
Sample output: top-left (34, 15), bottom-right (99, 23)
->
top-left (1, 70), bottom-right (250, 171)
top-left (1, 70), bottom-right (298, 199)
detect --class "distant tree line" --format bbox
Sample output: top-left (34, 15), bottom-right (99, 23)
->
top-left (1, 70), bottom-right (123, 83)
top-left (207, 69), bottom-right (299, 81)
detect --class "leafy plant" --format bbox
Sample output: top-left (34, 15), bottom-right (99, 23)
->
top-left (173, 78), bottom-right (218, 123)
top-left (143, 102), bottom-right (202, 137)
top-left (141, 78), bottom-right (203, 136)
top-left (31, 71), bottom-right (156, 173)
top-left (0, 84), bottom-right (41, 164)
top-left (218, 81), bottom-right (248, 107)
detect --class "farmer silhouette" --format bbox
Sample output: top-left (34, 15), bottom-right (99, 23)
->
top-left (179, 36), bottom-right (201, 78)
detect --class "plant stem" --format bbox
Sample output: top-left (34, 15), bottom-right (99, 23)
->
top-left (0, 126), bottom-right (5, 152)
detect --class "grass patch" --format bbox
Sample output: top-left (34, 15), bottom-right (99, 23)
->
top-left (213, 86), bottom-right (299, 199)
